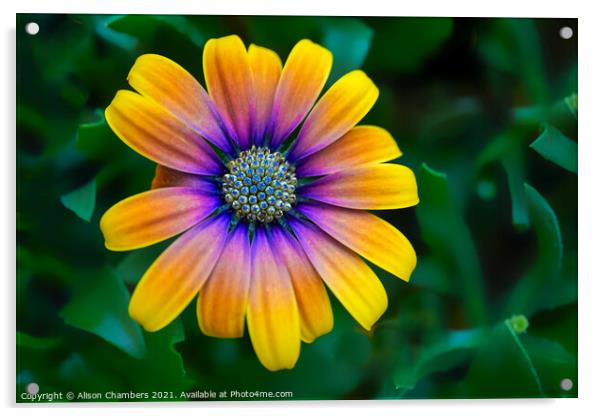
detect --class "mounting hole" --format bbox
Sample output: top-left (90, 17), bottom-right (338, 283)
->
top-left (26, 382), bottom-right (39, 395)
top-left (560, 378), bottom-right (573, 391)
top-left (25, 22), bottom-right (39, 35)
top-left (559, 26), bottom-right (573, 40)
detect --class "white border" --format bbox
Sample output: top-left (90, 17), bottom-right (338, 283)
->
top-left (3, 1), bottom-right (601, 415)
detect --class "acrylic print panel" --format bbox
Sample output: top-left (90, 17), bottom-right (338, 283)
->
top-left (16, 14), bottom-right (577, 402)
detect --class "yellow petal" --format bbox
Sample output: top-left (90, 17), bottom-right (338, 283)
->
top-left (100, 187), bottom-right (220, 251)
top-left (269, 39), bottom-right (332, 148)
top-left (271, 226), bottom-right (333, 343)
top-left (248, 44), bottom-right (282, 141)
top-left (302, 163), bottom-right (419, 210)
top-left (299, 203), bottom-right (417, 281)
top-left (197, 224), bottom-right (251, 338)
top-left (128, 214), bottom-right (230, 332)
top-left (297, 126), bottom-right (401, 176)
top-left (247, 228), bottom-right (300, 371)
top-left (203, 35), bottom-right (255, 149)
top-left (289, 70), bottom-right (378, 161)
top-left (105, 90), bottom-right (222, 175)
top-left (127, 54), bottom-right (231, 151)
top-left (290, 219), bottom-right (387, 330)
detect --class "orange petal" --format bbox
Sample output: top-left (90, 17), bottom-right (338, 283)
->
top-left (248, 44), bottom-right (282, 143)
top-left (127, 54), bottom-right (232, 152)
top-left (128, 213), bottom-right (230, 332)
top-left (247, 228), bottom-right (300, 371)
top-left (269, 39), bottom-right (332, 148)
top-left (203, 35), bottom-right (256, 149)
top-left (197, 223), bottom-right (251, 338)
top-left (151, 165), bottom-right (218, 190)
top-left (296, 126), bottom-right (401, 177)
top-left (105, 90), bottom-right (222, 175)
top-left (100, 187), bottom-right (220, 251)
top-left (301, 163), bottom-right (419, 210)
top-left (271, 226), bottom-right (333, 343)
top-left (299, 203), bottom-right (417, 282)
top-left (290, 218), bottom-right (388, 330)
top-left (289, 70), bottom-right (378, 161)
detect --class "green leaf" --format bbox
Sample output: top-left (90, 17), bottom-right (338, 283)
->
top-left (416, 163), bottom-right (487, 324)
top-left (366, 17), bottom-right (453, 74)
top-left (75, 110), bottom-right (118, 161)
top-left (114, 243), bottom-right (166, 284)
top-left (524, 183), bottom-right (563, 276)
top-left (476, 125), bottom-right (527, 168)
top-left (530, 124), bottom-right (577, 173)
top-left (60, 179), bottom-right (97, 222)
top-left (523, 336), bottom-right (577, 397)
top-left (478, 19), bottom-right (548, 103)
top-left (60, 268), bottom-right (146, 359)
top-left (130, 319), bottom-right (192, 392)
top-left (504, 184), bottom-right (564, 315)
top-left (334, 331), bottom-right (372, 366)
top-left (394, 328), bottom-right (486, 392)
top-left (321, 18), bottom-right (374, 84)
top-left (410, 256), bottom-right (453, 294)
top-left (17, 332), bottom-right (62, 350)
top-left (564, 93), bottom-right (578, 118)
top-left (463, 320), bottom-right (544, 398)
top-left (93, 16), bottom-right (137, 50)
top-left (502, 151), bottom-right (530, 230)
top-left (242, 16), bottom-right (322, 59)
top-left (464, 319), bottom-right (576, 398)
top-left (476, 126), bottom-right (531, 229)
top-left (418, 97), bottom-right (481, 142)
top-left (107, 15), bottom-right (205, 48)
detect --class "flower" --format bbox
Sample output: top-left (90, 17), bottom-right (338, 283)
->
top-left (100, 35), bottom-right (419, 371)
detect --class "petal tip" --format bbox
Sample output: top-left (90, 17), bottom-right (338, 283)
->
top-left (128, 300), bottom-right (163, 333)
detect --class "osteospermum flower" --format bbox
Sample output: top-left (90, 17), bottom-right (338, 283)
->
top-left (100, 35), bottom-right (419, 371)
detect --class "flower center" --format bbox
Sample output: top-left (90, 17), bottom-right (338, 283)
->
top-left (222, 146), bottom-right (297, 223)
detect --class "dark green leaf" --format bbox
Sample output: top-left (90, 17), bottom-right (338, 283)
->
top-left (17, 332), bottom-right (62, 350)
top-left (418, 97), bottom-right (481, 142)
top-left (60, 268), bottom-right (146, 359)
top-left (416, 163), bottom-right (487, 324)
top-left (94, 15), bottom-right (137, 50)
top-left (114, 243), bottom-right (167, 284)
top-left (242, 16), bottom-right (322, 59)
top-left (131, 319), bottom-right (193, 392)
top-left (564, 93), bottom-right (578, 118)
top-left (394, 328), bottom-right (485, 392)
top-left (502, 151), bottom-right (530, 230)
top-left (334, 331), bottom-right (372, 366)
top-left (464, 319), bottom-right (576, 398)
top-left (60, 179), bottom-right (97, 222)
top-left (530, 124), bottom-right (577, 173)
top-left (366, 17), bottom-right (453, 74)
top-left (75, 110), bottom-right (117, 161)
top-left (524, 183), bottom-right (563, 276)
top-left (478, 19), bottom-right (548, 102)
top-left (108, 15), bottom-right (205, 48)
top-left (463, 320), bottom-right (544, 398)
top-left (476, 125), bottom-right (526, 168)
top-left (409, 256), bottom-right (453, 294)
top-left (504, 184), bottom-right (565, 315)
top-left (321, 18), bottom-right (373, 84)
top-left (476, 126), bottom-right (531, 229)
top-left (523, 336), bottom-right (577, 397)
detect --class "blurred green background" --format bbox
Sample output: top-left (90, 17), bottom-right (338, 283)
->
top-left (16, 14), bottom-right (577, 401)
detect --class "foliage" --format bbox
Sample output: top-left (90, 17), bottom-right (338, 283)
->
top-left (16, 14), bottom-right (577, 401)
